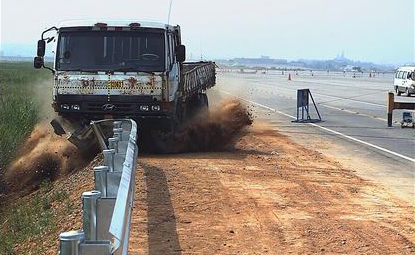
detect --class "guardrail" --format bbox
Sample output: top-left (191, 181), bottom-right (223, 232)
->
top-left (58, 119), bottom-right (138, 255)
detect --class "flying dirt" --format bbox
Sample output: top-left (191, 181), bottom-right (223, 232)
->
top-left (4, 100), bottom-right (253, 191)
top-left (4, 124), bottom-right (94, 192)
top-left (142, 100), bottom-right (253, 153)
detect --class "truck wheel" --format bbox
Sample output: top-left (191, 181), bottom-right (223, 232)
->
top-left (201, 93), bottom-right (209, 108)
top-left (405, 88), bottom-right (411, 97)
top-left (197, 93), bottom-right (209, 117)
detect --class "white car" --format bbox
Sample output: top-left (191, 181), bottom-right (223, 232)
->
top-left (394, 67), bottom-right (415, 96)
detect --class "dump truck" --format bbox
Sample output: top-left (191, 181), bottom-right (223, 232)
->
top-left (34, 20), bottom-right (216, 147)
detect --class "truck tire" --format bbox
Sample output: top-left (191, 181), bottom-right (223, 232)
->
top-left (405, 88), bottom-right (411, 97)
top-left (201, 93), bottom-right (209, 108)
top-left (185, 93), bottom-right (208, 120)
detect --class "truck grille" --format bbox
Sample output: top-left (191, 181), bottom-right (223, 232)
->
top-left (84, 102), bottom-right (135, 113)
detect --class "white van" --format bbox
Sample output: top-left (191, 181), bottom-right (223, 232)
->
top-left (394, 67), bottom-right (415, 96)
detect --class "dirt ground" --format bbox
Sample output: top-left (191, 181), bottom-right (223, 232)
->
top-left (128, 123), bottom-right (415, 255)
top-left (6, 122), bottom-right (414, 255)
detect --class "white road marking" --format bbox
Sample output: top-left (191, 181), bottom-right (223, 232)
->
top-left (254, 83), bottom-right (388, 108)
top-left (319, 104), bottom-right (388, 122)
top-left (219, 90), bottom-right (415, 163)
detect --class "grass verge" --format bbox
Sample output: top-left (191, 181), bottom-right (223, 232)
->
top-left (0, 61), bottom-right (51, 188)
top-left (0, 181), bottom-right (70, 255)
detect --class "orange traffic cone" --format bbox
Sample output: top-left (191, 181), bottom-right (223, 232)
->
top-left (288, 73), bottom-right (291, 81)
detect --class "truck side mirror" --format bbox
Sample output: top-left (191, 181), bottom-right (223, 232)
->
top-left (34, 56), bottom-right (44, 69)
top-left (37, 40), bottom-right (46, 57)
top-left (175, 45), bottom-right (186, 63)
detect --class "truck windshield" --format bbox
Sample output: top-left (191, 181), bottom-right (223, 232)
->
top-left (56, 31), bottom-right (165, 72)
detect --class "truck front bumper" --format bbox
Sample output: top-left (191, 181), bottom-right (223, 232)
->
top-left (54, 94), bottom-right (172, 119)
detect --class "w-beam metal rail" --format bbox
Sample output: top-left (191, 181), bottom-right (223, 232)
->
top-left (58, 119), bottom-right (138, 255)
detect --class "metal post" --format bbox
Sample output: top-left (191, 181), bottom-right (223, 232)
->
top-left (108, 137), bottom-right (119, 153)
top-left (309, 91), bottom-right (322, 121)
top-left (387, 92), bottom-right (394, 127)
top-left (301, 105), bottom-right (304, 120)
top-left (94, 166), bottom-right (109, 197)
top-left (92, 122), bottom-right (108, 150)
top-left (59, 230), bottom-right (85, 255)
top-left (103, 149), bottom-right (116, 172)
top-left (82, 191), bottom-right (101, 241)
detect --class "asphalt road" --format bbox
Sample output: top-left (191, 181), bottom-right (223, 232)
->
top-left (212, 70), bottom-right (415, 201)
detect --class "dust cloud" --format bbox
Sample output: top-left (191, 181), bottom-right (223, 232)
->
top-left (4, 124), bottom-right (94, 192)
top-left (144, 100), bottom-right (253, 153)
top-left (4, 100), bottom-right (252, 191)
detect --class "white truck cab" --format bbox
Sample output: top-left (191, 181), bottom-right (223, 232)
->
top-left (394, 66), bottom-right (415, 96)
top-left (34, 20), bottom-right (215, 138)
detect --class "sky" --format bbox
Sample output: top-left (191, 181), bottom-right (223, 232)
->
top-left (0, 0), bottom-right (414, 64)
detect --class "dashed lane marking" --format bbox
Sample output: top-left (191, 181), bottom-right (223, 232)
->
top-left (219, 90), bottom-right (415, 163)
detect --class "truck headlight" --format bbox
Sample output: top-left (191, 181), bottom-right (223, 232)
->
top-left (151, 105), bottom-right (160, 111)
top-left (139, 105), bottom-right (149, 111)
top-left (61, 104), bottom-right (70, 110)
top-left (71, 104), bottom-right (80, 110)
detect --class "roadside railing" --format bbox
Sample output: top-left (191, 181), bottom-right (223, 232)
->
top-left (58, 119), bottom-right (138, 255)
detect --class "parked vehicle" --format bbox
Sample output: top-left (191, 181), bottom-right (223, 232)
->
top-left (34, 20), bottom-right (216, 147)
top-left (394, 67), bottom-right (415, 96)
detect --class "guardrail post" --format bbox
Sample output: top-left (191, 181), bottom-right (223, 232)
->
top-left (94, 166), bottom-right (109, 197)
top-left (59, 230), bottom-right (85, 255)
top-left (82, 191), bottom-right (101, 241)
top-left (58, 119), bottom-right (138, 255)
top-left (108, 137), bottom-right (119, 153)
top-left (103, 149), bottom-right (116, 172)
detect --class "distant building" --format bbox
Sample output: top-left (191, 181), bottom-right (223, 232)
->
top-left (215, 53), bottom-right (395, 71)
top-left (232, 57), bottom-right (287, 67)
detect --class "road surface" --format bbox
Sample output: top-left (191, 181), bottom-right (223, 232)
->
top-left (214, 70), bottom-right (415, 202)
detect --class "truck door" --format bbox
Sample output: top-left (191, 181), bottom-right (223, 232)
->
top-left (167, 33), bottom-right (179, 102)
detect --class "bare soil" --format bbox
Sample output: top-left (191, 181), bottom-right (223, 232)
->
top-left (4, 111), bottom-right (414, 255)
top-left (129, 124), bottom-right (414, 255)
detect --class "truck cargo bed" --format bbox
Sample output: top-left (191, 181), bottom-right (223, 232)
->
top-left (182, 61), bottom-right (216, 97)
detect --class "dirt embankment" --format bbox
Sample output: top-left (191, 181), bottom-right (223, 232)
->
top-left (4, 124), bottom-right (95, 193)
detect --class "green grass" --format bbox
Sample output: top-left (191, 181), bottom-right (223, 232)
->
top-left (0, 63), bottom-right (65, 254)
top-left (0, 181), bottom-right (70, 255)
top-left (0, 61), bottom-right (51, 180)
